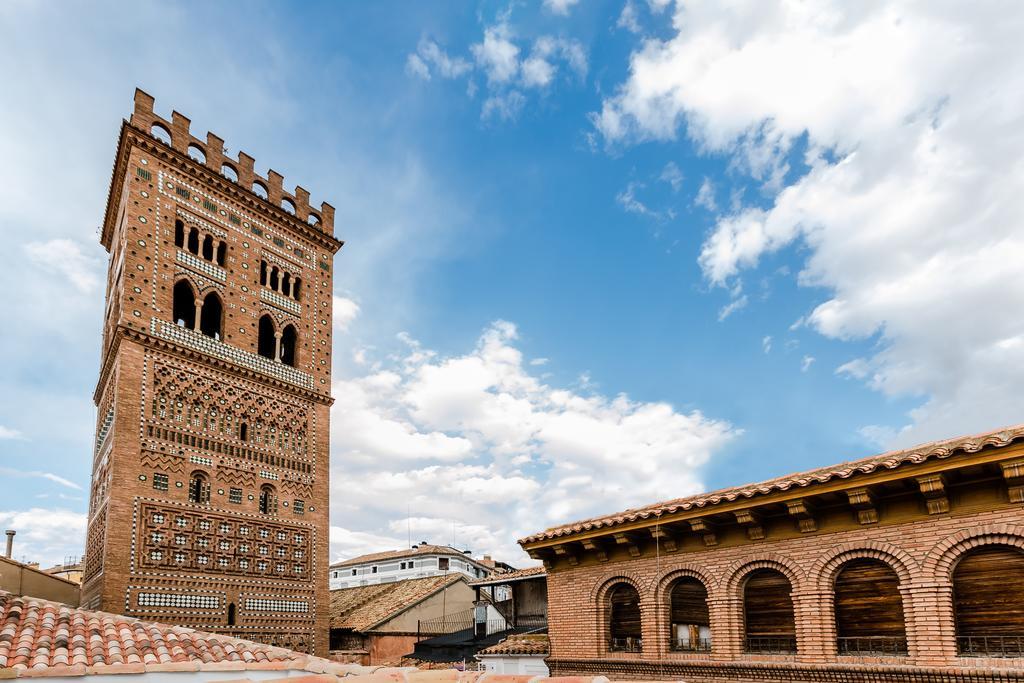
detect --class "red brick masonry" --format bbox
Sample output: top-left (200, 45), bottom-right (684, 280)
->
top-left (521, 425), bottom-right (1024, 682)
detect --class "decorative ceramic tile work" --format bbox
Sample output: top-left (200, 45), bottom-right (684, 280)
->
top-left (260, 287), bottom-right (301, 314)
top-left (137, 592), bottom-right (221, 609)
top-left (243, 597), bottom-right (309, 613)
top-left (177, 249), bottom-right (227, 281)
top-left (151, 319), bottom-right (313, 389)
top-left (94, 407), bottom-right (114, 455)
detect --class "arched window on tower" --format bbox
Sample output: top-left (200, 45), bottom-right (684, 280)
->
top-left (259, 484), bottom-right (277, 515)
top-left (240, 422), bottom-right (248, 442)
top-left (188, 471), bottom-right (210, 504)
top-left (292, 277), bottom-right (301, 301)
top-left (187, 227), bottom-right (199, 255)
top-left (282, 272), bottom-right (291, 297)
top-left (199, 292), bottom-right (222, 340)
top-left (227, 602), bottom-right (236, 626)
top-left (280, 324), bottom-right (297, 367)
top-left (258, 314), bottom-right (276, 360)
top-left (954, 545), bottom-right (1024, 657)
top-left (172, 280), bottom-right (196, 329)
top-left (202, 235), bottom-right (214, 261)
top-left (607, 583), bottom-right (642, 652)
top-left (174, 220), bottom-right (185, 248)
top-left (216, 241), bottom-right (226, 266)
top-left (260, 260), bottom-right (268, 286)
top-left (743, 569), bottom-right (797, 653)
top-left (269, 266), bottom-right (280, 292)
top-left (669, 577), bottom-right (711, 652)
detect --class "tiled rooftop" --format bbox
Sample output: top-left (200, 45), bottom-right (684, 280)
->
top-left (476, 634), bottom-right (549, 657)
top-left (520, 422), bottom-right (1024, 544)
top-left (329, 545), bottom-right (479, 569)
top-left (0, 591), bottom-right (357, 676)
top-left (330, 575), bottom-right (467, 632)
top-left (467, 566), bottom-right (545, 587)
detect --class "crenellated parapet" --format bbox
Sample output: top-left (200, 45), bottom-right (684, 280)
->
top-left (129, 88), bottom-right (336, 236)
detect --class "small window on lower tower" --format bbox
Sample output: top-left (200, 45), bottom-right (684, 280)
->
top-left (152, 473), bottom-right (169, 491)
top-left (188, 471), bottom-right (210, 504)
top-left (229, 487), bottom-right (242, 504)
top-left (293, 499), bottom-right (304, 514)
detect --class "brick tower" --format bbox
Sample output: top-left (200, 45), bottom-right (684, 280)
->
top-left (83, 89), bottom-right (342, 655)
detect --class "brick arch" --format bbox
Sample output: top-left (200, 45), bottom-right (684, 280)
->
top-left (173, 274), bottom-right (200, 297)
top-left (654, 565), bottom-right (717, 600)
top-left (591, 573), bottom-right (649, 656)
top-left (590, 571), bottom-right (650, 602)
top-left (812, 542), bottom-right (918, 592)
top-left (923, 524), bottom-right (1024, 582)
top-left (724, 554), bottom-right (804, 595)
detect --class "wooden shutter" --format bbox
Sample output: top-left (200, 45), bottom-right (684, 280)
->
top-left (744, 569), bottom-right (796, 638)
top-left (834, 559), bottom-right (906, 638)
top-left (610, 584), bottom-right (642, 639)
top-left (670, 577), bottom-right (709, 627)
top-left (954, 545), bottom-right (1024, 637)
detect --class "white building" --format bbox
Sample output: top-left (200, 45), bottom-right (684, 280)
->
top-left (329, 543), bottom-right (513, 590)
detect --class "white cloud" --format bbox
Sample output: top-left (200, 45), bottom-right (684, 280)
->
top-left (647, 0), bottom-right (672, 13)
top-left (801, 355), bottom-right (815, 373)
top-left (408, 39), bottom-right (473, 81)
top-left (717, 295), bottom-right (747, 322)
top-left (0, 468), bottom-right (83, 490)
top-left (544, 0), bottom-right (580, 16)
top-left (482, 91), bottom-right (526, 123)
top-left (694, 177), bottom-right (717, 212)
top-left (617, 2), bottom-right (642, 33)
top-left (529, 357), bottom-right (549, 366)
top-left (0, 509), bottom-right (86, 567)
top-left (595, 0), bottom-right (1024, 445)
top-left (472, 24), bottom-right (520, 85)
top-left (0, 426), bottom-right (24, 440)
top-left (659, 161), bottom-right (683, 192)
top-left (762, 335), bottom-right (772, 354)
top-left (405, 53), bottom-right (431, 80)
top-left (332, 295), bottom-right (360, 333)
top-left (331, 321), bottom-right (737, 562)
top-left (410, 24), bottom-right (586, 122)
top-left (24, 239), bottom-right (101, 293)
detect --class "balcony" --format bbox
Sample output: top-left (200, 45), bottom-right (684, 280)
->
top-left (837, 636), bottom-right (907, 656)
top-left (958, 635), bottom-right (1024, 658)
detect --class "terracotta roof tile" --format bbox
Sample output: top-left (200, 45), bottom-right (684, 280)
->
top-left (330, 546), bottom-right (479, 569)
top-left (330, 575), bottom-right (467, 632)
top-left (519, 423), bottom-right (1024, 545)
top-left (476, 634), bottom-right (549, 657)
top-left (467, 566), bottom-right (545, 587)
top-left (0, 591), bottom-right (359, 677)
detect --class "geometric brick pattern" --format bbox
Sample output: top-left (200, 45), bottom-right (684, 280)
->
top-left (83, 89), bottom-right (343, 656)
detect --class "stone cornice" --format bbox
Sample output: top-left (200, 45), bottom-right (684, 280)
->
top-left (93, 325), bottom-right (333, 406)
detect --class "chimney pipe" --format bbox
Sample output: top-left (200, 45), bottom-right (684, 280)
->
top-left (4, 530), bottom-right (14, 558)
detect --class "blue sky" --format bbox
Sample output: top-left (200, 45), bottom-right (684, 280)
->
top-left (1, 0), bottom-right (1021, 566)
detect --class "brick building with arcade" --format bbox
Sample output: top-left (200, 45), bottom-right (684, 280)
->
top-left (82, 89), bottom-right (343, 655)
top-left (520, 425), bottom-right (1024, 682)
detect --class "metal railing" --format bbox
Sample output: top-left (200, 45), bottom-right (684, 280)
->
top-left (417, 607), bottom-right (475, 636)
top-left (670, 637), bottom-right (712, 652)
top-left (837, 636), bottom-right (908, 656)
top-left (608, 637), bottom-right (643, 653)
top-left (745, 636), bottom-right (797, 654)
top-left (958, 635), bottom-right (1024, 657)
